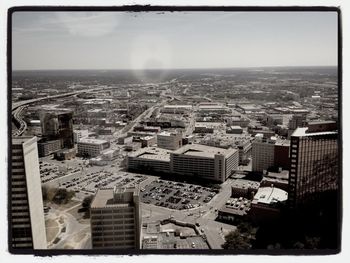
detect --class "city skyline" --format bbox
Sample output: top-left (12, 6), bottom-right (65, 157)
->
top-left (12, 11), bottom-right (338, 70)
top-left (9, 8), bottom-right (340, 254)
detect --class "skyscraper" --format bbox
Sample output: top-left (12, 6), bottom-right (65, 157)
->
top-left (288, 121), bottom-right (338, 209)
top-left (90, 186), bottom-right (141, 249)
top-left (10, 136), bottom-right (47, 249)
top-left (40, 110), bottom-right (74, 149)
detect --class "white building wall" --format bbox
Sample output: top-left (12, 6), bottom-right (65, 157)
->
top-left (21, 137), bottom-right (47, 249)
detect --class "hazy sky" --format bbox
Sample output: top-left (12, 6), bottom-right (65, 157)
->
top-left (12, 11), bottom-right (338, 70)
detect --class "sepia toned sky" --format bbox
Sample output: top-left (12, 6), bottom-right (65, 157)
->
top-left (12, 11), bottom-right (338, 70)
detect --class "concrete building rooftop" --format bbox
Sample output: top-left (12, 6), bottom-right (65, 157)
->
top-left (291, 127), bottom-right (338, 137)
top-left (12, 136), bottom-right (36, 144)
top-left (158, 131), bottom-right (179, 137)
top-left (164, 105), bottom-right (192, 109)
top-left (252, 187), bottom-right (288, 205)
top-left (78, 138), bottom-right (109, 144)
top-left (91, 187), bottom-right (136, 208)
top-left (231, 179), bottom-right (260, 189)
top-left (172, 144), bottom-right (237, 158)
top-left (266, 170), bottom-right (289, 180)
top-left (220, 197), bottom-right (251, 216)
top-left (275, 139), bottom-right (290, 146)
top-left (129, 147), bottom-right (172, 162)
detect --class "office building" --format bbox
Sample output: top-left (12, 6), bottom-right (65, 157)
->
top-left (288, 121), bottom-right (338, 209)
top-left (288, 114), bottom-right (307, 130)
top-left (90, 187), bottom-right (141, 249)
top-left (157, 131), bottom-right (182, 150)
top-left (40, 110), bottom-right (74, 148)
top-left (252, 134), bottom-right (276, 172)
top-left (11, 137), bottom-right (47, 249)
top-left (231, 179), bottom-right (260, 198)
top-left (77, 138), bottom-right (110, 158)
top-left (237, 140), bottom-right (252, 165)
top-left (37, 139), bottom-right (61, 157)
top-left (274, 139), bottom-right (290, 170)
top-left (226, 126), bottom-right (243, 134)
top-left (127, 147), bottom-right (171, 174)
top-left (73, 129), bottom-right (89, 143)
top-left (170, 144), bottom-right (239, 182)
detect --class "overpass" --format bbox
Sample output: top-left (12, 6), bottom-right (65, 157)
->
top-left (11, 89), bottom-right (104, 136)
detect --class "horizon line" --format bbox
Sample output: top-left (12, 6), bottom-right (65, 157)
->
top-left (12, 65), bottom-right (338, 71)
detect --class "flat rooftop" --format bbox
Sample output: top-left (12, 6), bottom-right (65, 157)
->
top-left (252, 187), bottom-right (288, 205)
top-left (275, 139), bottom-right (290, 146)
top-left (220, 197), bottom-right (251, 216)
top-left (266, 170), bottom-right (289, 180)
top-left (231, 179), bottom-right (260, 189)
top-left (291, 127), bottom-right (338, 137)
top-left (143, 232), bottom-right (208, 249)
top-left (164, 105), bottom-right (192, 109)
top-left (12, 136), bottom-right (37, 145)
top-left (158, 131), bottom-right (180, 137)
top-left (172, 144), bottom-right (237, 158)
top-left (129, 147), bottom-right (172, 162)
top-left (91, 187), bottom-right (136, 208)
top-left (78, 138), bottom-right (109, 145)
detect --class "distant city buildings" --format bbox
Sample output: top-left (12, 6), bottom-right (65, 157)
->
top-left (90, 186), bottom-right (141, 249)
top-left (11, 137), bottom-right (47, 249)
top-left (288, 121), bottom-right (338, 209)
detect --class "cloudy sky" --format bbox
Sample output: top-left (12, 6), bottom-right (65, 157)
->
top-left (12, 11), bottom-right (338, 70)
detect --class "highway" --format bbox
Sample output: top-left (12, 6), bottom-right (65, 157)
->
top-left (11, 88), bottom-right (105, 136)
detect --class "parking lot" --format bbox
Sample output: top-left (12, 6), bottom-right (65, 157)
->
top-left (40, 160), bottom-right (149, 201)
top-left (140, 179), bottom-right (217, 210)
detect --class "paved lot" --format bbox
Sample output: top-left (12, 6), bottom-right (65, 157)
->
top-left (140, 179), bottom-right (217, 210)
top-left (40, 157), bottom-right (149, 201)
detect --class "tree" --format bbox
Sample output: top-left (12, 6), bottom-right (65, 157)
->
top-left (42, 186), bottom-right (57, 202)
top-left (52, 188), bottom-right (75, 204)
top-left (222, 222), bottom-right (257, 250)
top-left (82, 195), bottom-right (92, 207)
top-left (222, 231), bottom-right (252, 250)
top-left (81, 195), bottom-right (94, 218)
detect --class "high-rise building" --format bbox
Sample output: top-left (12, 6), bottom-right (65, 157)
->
top-left (40, 110), bottom-right (74, 149)
top-left (10, 137), bottom-right (47, 249)
top-left (252, 134), bottom-right (276, 172)
top-left (90, 186), bottom-right (141, 249)
top-left (288, 121), bottom-right (338, 209)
